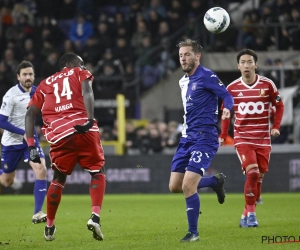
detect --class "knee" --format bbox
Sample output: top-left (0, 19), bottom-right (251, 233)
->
top-left (35, 165), bottom-right (47, 178)
top-left (169, 183), bottom-right (182, 193)
top-left (1, 179), bottom-right (14, 187)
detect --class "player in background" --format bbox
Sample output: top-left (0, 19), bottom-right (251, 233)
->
top-left (169, 39), bottom-right (233, 242)
top-left (0, 61), bottom-right (47, 223)
top-left (219, 49), bottom-right (284, 228)
top-left (25, 53), bottom-right (106, 241)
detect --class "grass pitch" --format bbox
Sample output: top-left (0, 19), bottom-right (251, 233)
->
top-left (0, 193), bottom-right (299, 250)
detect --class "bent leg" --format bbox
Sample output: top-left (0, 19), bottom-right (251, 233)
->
top-left (169, 172), bottom-right (184, 193)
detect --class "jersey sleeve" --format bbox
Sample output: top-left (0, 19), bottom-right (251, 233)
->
top-left (28, 85), bottom-right (44, 110)
top-left (0, 92), bottom-right (14, 116)
top-left (78, 68), bottom-right (94, 84)
top-left (205, 75), bottom-right (234, 110)
top-left (268, 81), bottom-right (284, 130)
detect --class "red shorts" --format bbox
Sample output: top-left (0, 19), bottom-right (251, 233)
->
top-left (235, 144), bottom-right (271, 174)
top-left (49, 132), bottom-right (105, 175)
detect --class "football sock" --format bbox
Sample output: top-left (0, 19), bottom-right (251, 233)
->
top-left (33, 179), bottom-right (47, 214)
top-left (256, 176), bottom-right (263, 203)
top-left (244, 168), bottom-right (259, 210)
top-left (185, 193), bottom-right (200, 234)
top-left (242, 205), bottom-right (247, 217)
top-left (197, 176), bottom-right (218, 189)
top-left (46, 180), bottom-right (64, 226)
top-left (90, 173), bottom-right (106, 210)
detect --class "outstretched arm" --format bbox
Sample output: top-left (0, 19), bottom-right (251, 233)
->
top-left (25, 105), bottom-right (42, 163)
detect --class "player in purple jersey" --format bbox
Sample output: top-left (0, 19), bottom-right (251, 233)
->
top-left (168, 39), bottom-right (233, 242)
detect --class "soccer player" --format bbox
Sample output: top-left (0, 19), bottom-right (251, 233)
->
top-left (25, 53), bottom-right (106, 241)
top-left (219, 49), bottom-right (284, 228)
top-left (169, 39), bottom-right (234, 242)
top-left (0, 61), bottom-right (47, 223)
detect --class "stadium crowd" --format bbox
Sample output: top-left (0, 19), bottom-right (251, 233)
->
top-left (0, 0), bottom-right (300, 153)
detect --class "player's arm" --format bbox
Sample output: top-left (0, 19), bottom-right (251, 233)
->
top-left (73, 79), bottom-right (95, 133)
top-left (0, 114), bottom-right (25, 135)
top-left (25, 105), bottom-right (42, 163)
top-left (270, 91), bottom-right (284, 137)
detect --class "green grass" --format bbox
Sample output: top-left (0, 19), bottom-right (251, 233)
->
top-left (0, 193), bottom-right (300, 250)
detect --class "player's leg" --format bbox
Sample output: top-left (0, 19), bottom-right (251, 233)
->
top-left (181, 146), bottom-right (218, 242)
top-left (256, 147), bottom-right (271, 205)
top-left (29, 158), bottom-right (47, 223)
top-left (197, 173), bottom-right (226, 204)
top-left (28, 145), bottom-right (47, 223)
top-left (236, 145), bottom-right (259, 228)
top-left (44, 135), bottom-right (77, 241)
top-left (77, 132), bottom-right (106, 241)
top-left (0, 145), bottom-right (23, 187)
top-left (44, 168), bottom-right (67, 241)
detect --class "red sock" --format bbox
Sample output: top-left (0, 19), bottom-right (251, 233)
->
top-left (90, 173), bottom-right (106, 212)
top-left (256, 176), bottom-right (263, 203)
top-left (242, 205), bottom-right (247, 217)
top-left (46, 180), bottom-right (65, 226)
top-left (244, 169), bottom-right (259, 212)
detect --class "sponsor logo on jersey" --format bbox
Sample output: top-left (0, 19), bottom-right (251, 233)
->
top-left (191, 83), bottom-right (197, 90)
top-left (46, 69), bottom-right (75, 85)
top-left (238, 101), bottom-right (264, 115)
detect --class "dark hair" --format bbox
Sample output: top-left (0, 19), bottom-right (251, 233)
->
top-left (176, 39), bottom-right (203, 54)
top-left (58, 53), bottom-right (79, 70)
top-left (16, 61), bottom-right (34, 75)
top-left (237, 49), bottom-right (258, 63)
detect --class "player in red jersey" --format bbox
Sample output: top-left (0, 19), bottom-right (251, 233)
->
top-left (219, 49), bottom-right (284, 228)
top-left (25, 53), bottom-right (106, 241)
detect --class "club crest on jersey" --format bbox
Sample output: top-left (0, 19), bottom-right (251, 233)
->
top-left (259, 89), bottom-right (265, 96)
top-left (242, 155), bottom-right (246, 162)
top-left (275, 95), bottom-right (281, 102)
top-left (191, 83), bottom-right (197, 90)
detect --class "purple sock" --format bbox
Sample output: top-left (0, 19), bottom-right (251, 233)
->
top-left (197, 176), bottom-right (218, 189)
top-left (186, 193), bottom-right (200, 234)
top-left (34, 180), bottom-right (47, 214)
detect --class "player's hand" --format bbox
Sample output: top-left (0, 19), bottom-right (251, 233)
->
top-left (222, 108), bottom-right (230, 120)
top-left (271, 128), bottom-right (280, 137)
top-left (218, 137), bottom-right (225, 146)
top-left (29, 146), bottom-right (41, 164)
top-left (73, 119), bottom-right (94, 134)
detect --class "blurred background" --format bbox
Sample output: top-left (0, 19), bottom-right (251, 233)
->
top-left (0, 0), bottom-right (300, 194)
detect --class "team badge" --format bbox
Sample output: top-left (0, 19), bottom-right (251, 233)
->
top-left (192, 83), bottom-right (197, 90)
top-left (259, 89), bottom-right (265, 96)
top-left (241, 155), bottom-right (246, 162)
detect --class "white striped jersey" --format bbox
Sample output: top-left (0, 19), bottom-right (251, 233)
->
top-left (227, 74), bottom-right (280, 147)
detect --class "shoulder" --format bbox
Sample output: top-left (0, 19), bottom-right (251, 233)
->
top-left (227, 78), bottom-right (241, 89)
top-left (200, 66), bottom-right (217, 78)
top-left (258, 75), bottom-right (277, 90)
top-left (3, 85), bottom-right (20, 99)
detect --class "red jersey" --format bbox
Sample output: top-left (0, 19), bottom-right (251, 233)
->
top-left (226, 74), bottom-right (283, 147)
top-left (28, 67), bottom-right (99, 144)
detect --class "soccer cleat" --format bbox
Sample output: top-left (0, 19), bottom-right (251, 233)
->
top-left (180, 232), bottom-right (200, 242)
top-left (87, 214), bottom-right (104, 241)
top-left (212, 173), bottom-right (226, 204)
top-left (239, 217), bottom-right (248, 228)
top-left (32, 211), bottom-right (47, 224)
top-left (247, 214), bottom-right (258, 227)
top-left (44, 225), bottom-right (56, 241)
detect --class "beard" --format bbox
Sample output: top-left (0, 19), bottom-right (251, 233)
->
top-left (182, 61), bottom-right (195, 73)
top-left (20, 80), bottom-right (33, 90)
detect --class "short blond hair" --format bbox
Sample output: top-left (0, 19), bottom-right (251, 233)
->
top-left (176, 39), bottom-right (203, 54)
